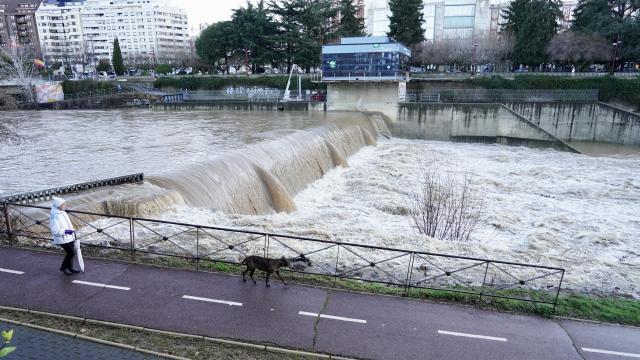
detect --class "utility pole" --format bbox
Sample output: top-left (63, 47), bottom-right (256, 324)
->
top-left (610, 39), bottom-right (622, 76)
top-left (472, 42), bottom-right (479, 76)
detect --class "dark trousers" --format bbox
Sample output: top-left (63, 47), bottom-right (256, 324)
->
top-left (60, 241), bottom-right (75, 270)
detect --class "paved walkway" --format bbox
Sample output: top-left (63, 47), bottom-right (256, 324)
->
top-left (0, 321), bottom-right (159, 360)
top-left (1, 247), bottom-right (639, 360)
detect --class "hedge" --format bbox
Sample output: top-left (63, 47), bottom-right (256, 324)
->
top-left (153, 75), bottom-right (326, 91)
top-left (62, 80), bottom-right (116, 95)
top-left (468, 75), bottom-right (640, 111)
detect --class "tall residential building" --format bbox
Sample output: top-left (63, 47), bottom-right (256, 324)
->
top-left (36, 0), bottom-right (85, 64)
top-left (0, 0), bottom-right (42, 56)
top-left (81, 0), bottom-right (189, 64)
top-left (365, 0), bottom-right (575, 43)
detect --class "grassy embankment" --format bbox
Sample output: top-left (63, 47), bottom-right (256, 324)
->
top-left (0, 309), bottom-right (319, 360)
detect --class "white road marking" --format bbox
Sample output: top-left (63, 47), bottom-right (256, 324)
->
top-left (438, 330), bottom-right (508, 342)
top-left (72, 280), bottom-right (130, 291)
top-left (182, 295), bottom-right (242, 307)
top-left (582, 347), bottom-right (640, 358)
top-left (298, 311), bottom-right (367, 324)
top-left (0, 268), bottom-right (24, 275)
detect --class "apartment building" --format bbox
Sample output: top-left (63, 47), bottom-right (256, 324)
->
top-left (81, 0), bottom-right (189, 64)
top-left (365, 0), bottom-right (577, 43)
top-left (0, 0), bottom-right (42, 56)
top-left (36, 0), bottom-right (85, 63)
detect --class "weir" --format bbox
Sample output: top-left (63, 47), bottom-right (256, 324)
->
top-left (148, 114), bottom-right (385, 214)
top-left (6, 114), bottom-right (387, 219)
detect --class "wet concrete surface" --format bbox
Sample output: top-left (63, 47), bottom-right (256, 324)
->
top-left (1, 247), bottom-right (639, 360)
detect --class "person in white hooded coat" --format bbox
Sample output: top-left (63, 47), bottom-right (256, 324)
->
top-left (49, 197), bottom-right (80, 275)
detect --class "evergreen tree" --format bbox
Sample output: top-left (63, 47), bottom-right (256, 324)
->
top-left (112, 38), bottom-right (125, 75)
top-left (336, 0), bottom-right (365, 37)
top-left (572, 0), bottom-right (640, 62)
top-left (387, 0), bottom-right (425, 46)
top-left (196, 21), bottom-right (237, 73)
top-left (501, 0), bottom-right (562, 67)
top-left (96, 59), bottom-right (111, 73)
top-left (232, 0), bottom-right (278, 73)
top-left (269, 0), bottom-right (335, 71)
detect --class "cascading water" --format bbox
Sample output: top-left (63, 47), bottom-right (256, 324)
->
top-left (148, 114), bottom-right (386, 214)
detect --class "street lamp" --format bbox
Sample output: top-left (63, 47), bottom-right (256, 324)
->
top-left (472, 42), bottom-right (479, 76)
top-left (610, 39), bottom-right (622, 75)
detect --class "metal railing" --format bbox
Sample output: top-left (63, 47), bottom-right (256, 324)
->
top-left (0, 202), bottom-right (565, 309)
top-left (0, 174), bottom-right (144, 204)
top-left (403, 89), bottom-right (600, 103)
top-left (183, 89), bottom-right (326, 103)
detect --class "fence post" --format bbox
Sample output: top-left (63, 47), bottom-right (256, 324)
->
top-left (404, 252), bottom-right (415, 297)
top-left (480, 261), bottom-right (489, 303)
top-left (129, 219), bottom-right (135, 259)
top-left (333, 244), bottom-right (340, 287)
top-left (2, 203), bottom-right (13, 245)
top-left (554, 269), bottom-right (565, 313)
top-left (196, 227), bottom-right (200, 271)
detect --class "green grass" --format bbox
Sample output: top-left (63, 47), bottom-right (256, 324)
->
top-left (0, 310), bottom-right (318, 360)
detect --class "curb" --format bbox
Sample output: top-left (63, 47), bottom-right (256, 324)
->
top-left (0, 317), bottom-right (188, 360)
top-left (0, 305), bottom-right (356, 359)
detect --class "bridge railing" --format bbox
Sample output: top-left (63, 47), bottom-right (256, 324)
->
top-left (403, 89), bottom-right (600, 103)
top-left (0, 202), bottom-right (565, 310)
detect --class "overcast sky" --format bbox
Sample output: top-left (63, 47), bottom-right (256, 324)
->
top-left (170, 0), bottom-right (249, 34)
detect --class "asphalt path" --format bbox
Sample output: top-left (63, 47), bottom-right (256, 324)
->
top-left (1, 247), bottom-right (639, 360)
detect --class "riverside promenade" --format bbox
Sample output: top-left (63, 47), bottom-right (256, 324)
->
top-left (1, 247), bottom-right (639, 360)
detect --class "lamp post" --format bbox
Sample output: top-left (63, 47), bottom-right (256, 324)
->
top-left (472, 42), bottom-right (479, 76)
top-left (610, 39), bottom-right (622, 75)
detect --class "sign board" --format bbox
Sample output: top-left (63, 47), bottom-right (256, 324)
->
top-left (398, 82), bottom-right (407, 102)
top-left (35, 82), bottom-right (64, 104)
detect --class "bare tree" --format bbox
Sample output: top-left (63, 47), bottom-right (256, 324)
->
top-left (409, 160), bottom-right (483, 242)
top-left (415, 34), bottom-right (514, 72)
top-left (0, 43), bottom-right (37, 104)
top-left (547, 31), bottom-right (610, 66)
top-left (0, 44), bottom-right (37, 93)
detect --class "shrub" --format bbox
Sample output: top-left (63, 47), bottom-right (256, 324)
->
top-left (409, 159), bottom-right (483, 242)
top-left (469, 75), bottom-right (640, 111)
top-left (62, 80), bottom-right (115, 95)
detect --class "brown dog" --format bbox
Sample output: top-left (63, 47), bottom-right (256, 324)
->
top-left (241, 255), bottom-right (290, 287)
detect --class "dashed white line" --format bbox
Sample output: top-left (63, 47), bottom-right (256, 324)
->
top-left (582, 347), bottom-right (640, 358)
top-left (0, 267), bottom-right (24, 275)
top-left (438, 330), bottom-right (508, 342)
top-left (72, 280), bottom-right (130, 291)
top-left (298, 311), bottom-right (367, 324)
top-left (182, 295), bottom-right (242, 307)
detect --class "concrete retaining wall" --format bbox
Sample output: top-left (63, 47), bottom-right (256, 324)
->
top-left (395, 103), bottom-right (579, 152)
top-left (504, 102), bottom-right (640, 145)
top-left (327, 82), bottom-right (401, 121)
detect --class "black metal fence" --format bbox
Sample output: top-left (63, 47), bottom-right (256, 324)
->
top-left (403, 89), bottom-right (600, 103)
top-left (0, 202), bottom-right (565, 309)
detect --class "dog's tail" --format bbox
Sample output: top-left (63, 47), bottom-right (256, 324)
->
top-left (240, 257), bottom-right (247, 265)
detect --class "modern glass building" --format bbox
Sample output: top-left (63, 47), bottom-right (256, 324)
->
top-left (321, 36), bottom-right (411, 81)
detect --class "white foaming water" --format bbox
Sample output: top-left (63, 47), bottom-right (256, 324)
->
top-left (154, 140), bottom-right (640, 297)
